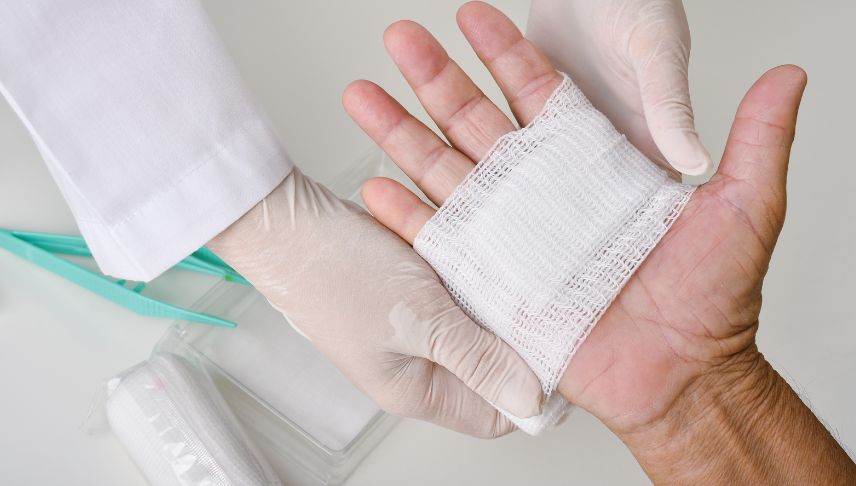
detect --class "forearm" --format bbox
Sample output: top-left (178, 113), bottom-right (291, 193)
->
top-left (618, 347), bottom-right (856, 484)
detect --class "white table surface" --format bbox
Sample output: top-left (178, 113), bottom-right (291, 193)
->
top-left (1, 1), bottom-right (853, 484)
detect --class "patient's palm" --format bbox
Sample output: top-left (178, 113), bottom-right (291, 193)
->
top-left (563, 174), bottom-right (776, 431)
top-left (561, 92), bottom-right (798, 431)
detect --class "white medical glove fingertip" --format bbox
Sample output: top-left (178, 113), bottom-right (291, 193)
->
top-left (446, 342), bottom-right (545, 419)
top-left (495, 365), bottom-right (545, 419)
top-left (638, 63), bottom-right (712, 175)
top-left (414, 304), bottom-right (546, 419)
top-left (655, 128), bottom-right (714, 176)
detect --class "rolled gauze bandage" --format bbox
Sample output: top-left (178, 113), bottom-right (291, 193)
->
top-left (414, 73), bottom-right (695, 435)
top-left (106, 353), bottom-right (282, 486)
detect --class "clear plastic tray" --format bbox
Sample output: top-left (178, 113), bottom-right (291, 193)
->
top-left (157, 150), bottom-right (407, 485)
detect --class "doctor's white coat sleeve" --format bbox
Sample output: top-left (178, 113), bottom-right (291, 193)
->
top-left (0, 0), bottom-right (294, 281)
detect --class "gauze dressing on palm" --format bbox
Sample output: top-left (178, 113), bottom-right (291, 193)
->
top-left (414, 73), bottom-right (695, 435)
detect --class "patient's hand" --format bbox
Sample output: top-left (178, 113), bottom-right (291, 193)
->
top-left (344, 1), bottom-right (805, 438)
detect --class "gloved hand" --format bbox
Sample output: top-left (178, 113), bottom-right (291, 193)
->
top-left (528, 0), bottom-right (712, 176)
top-left (207, 168), bottom-right (543, 438)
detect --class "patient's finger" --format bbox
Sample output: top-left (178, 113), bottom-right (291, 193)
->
top-left (343, 80), bottom-right (473, 205)
top-left (362, 177), bottom-right (433, 244)
top-left (384, 20), bottom-right (516, 162)
top-left (457, 1), bottom-right (563, 126)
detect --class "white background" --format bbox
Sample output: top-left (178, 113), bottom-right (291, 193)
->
top-left (0, 1), bottom-right (853, 484)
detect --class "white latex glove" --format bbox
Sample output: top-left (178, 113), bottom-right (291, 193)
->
top-left (208, 169), bottom-right (543, 437)
top-left (527, 0), bottom-right (713, 176)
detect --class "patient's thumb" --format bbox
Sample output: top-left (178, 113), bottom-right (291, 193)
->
top-left (717, 65), bottom-right (807, 196)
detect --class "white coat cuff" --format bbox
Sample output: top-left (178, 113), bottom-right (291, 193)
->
top-left (80, 123), bottom-right (293, 282)
top-left (0, 0), bottom-right (294, 281)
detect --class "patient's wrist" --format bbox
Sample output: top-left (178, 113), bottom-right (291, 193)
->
top-left (616, 347), bottom-right (777, 483)
top-left (615, 346), bottom-right (856, 485)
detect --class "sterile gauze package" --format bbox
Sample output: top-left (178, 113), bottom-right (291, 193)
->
top-left (105, 352), bottom-right (282, 486)
top-left (414, 73), bottom-right (695, 435)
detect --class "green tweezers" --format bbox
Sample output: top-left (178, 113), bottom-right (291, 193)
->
top-left (0, 228), bottom-right (251, 327)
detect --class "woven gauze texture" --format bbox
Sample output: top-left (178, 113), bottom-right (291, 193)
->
top-left (106, 353), bottom-right (282, 485)
top-left (413, 73), bottom-right (695, 435)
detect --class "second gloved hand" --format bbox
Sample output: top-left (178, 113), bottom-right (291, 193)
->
top-left (207, 168), bottom-right (543, 437)
top-left (528, 0), bottom-right (712, 176)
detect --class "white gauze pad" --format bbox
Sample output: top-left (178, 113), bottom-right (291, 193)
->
top-left (106, 353), bottom-right (282, 486)
top-left (413, 73), bottom-right (695, 435)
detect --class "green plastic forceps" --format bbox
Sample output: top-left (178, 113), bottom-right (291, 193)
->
top-left (0, 228), bottom-right (251, 327)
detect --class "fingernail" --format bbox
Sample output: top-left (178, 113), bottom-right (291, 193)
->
top-left (495, 368), bottom-right (544, 418)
